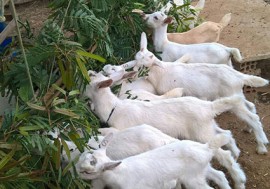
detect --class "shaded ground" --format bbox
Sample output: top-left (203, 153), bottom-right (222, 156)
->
top-left (8, 0), bottom-right (270, 188)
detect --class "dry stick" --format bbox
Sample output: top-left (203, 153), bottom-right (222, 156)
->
top-left (9, 0), bottom-right (36, 101)
top-left (43, 77), bottom-right (64, 107)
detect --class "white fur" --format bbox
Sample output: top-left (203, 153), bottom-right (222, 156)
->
top-left (102, 65), bottom-right (184, 101)
top-left (134, 32), bottom-right (269, 154)
top-left (142, 12), bottom-right (242, 66)
top-left (84, 71), bottom-right (246, 188)
top-left (76, 133), bottom-right (233, 189)
top-left (61, 125), bottom-right (177, 164)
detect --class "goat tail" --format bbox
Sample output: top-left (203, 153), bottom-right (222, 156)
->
top-left (219, 13), bottom-right (232, 29)
top-left (212, 95), bottom-right (242, 116)
top-left (208, 134), bottom-right (230, 150)
top-left (195, 0), bottom-right (205, 10)
top-left (230, 48), bottom-right (242, 63)
top-left (243, 74), bottom-right (269, 87)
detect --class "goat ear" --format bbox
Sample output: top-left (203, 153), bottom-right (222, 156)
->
top-left (122, 60), bottom-right (137, 69)
top-left (97, 79), bottom-right (113, 89)
top-left (121, 71), bottom-right (137, 80)
top-left (140, 32), bottom-right (148, 50)
top-left (100, 132), bottom-right (114, 149)
top-left (109, 71), bottom-right (125, 83)
top-left (153, 60), bottom-right (164, 68)
top-left (103, 161), bottom-right (122, 171)
top-left (163, 17), bottom-right (173, 24)
top-left (88, 70), bottom-right (97, 77)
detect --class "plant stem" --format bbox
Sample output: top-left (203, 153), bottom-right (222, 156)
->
top-left (9, 0), bottom-right (36, 101)
top-left (60, 0), bottom-right (72, 31)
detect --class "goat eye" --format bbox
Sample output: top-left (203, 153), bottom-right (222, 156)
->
top-left (90, 159), bottom-right (96, 165)
top-left (154, 16), bottom-right (158, 20)
top-left (89, 73), bottom-right (95, 77)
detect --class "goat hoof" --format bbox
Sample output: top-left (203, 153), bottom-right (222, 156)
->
top-left (234, 183), bottom-right (245, 189)
top-left (256, 146), bottom-right (268, 155)
top-left (242, 127), bottom-right (252, 133)
top-left (263, 138), bottom-right (269, 145)
top-left (232, 150), bottom-right (240, 160)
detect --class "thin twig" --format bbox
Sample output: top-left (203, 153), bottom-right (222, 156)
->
top-left (60, 0), bottom-right (72, 31)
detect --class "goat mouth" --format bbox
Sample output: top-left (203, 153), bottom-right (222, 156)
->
top-left (79, 171), bottom-right (98, 179)
top-left (80, 171), bottom-right (95, 175)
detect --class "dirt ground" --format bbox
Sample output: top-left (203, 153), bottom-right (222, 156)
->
top-left (5, 0), bottom-right (270, 188)
top-left (200, 1), bottom-right (270, 188)
top-left (200, 0), bottom-right (270, 60)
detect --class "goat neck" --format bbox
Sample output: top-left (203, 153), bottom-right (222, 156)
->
top-left (92, 87), bottom-right (119, 123)
top-left (153, 24), bottom-right (169, 52)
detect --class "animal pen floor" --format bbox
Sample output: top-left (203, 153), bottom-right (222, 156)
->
top-left (8, 0), bottom-right (270, 188)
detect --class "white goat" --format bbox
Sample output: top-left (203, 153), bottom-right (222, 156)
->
top-left (84, 71), bottom-right (246, 188)
top-left (133, 32), bottom-right (269, 154)
top-left (93, 125), bottom-right (245, 189)
top-left (102, 64), bottom-right (156, 94)
top-left (76, 133), bottom-right (233, 189)
top-left (102, 65), bottom-right (184, 101)
top-left (62, 125), bottom-right (177, 163)
top-left (63, 125), bottom-right (177, 189)
top-left (133, 9), bottom-right (231, 44)
top-left (142, 11), bottom-right (242, 66)
top-left (167, 13), bottom-right (231, 44)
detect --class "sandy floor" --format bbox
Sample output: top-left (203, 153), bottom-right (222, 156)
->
top-left (200, 0), bottom-right (270, 60)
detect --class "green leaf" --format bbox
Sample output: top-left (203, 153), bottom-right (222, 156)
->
top-left (74, 180), bottom-right (85, 189)
top-left (19, 125), bottom-right (43, 133)
top-left (18, 85), bottom-right (32, 102)
top-left (52, 84), bottom-right (66, 96)
top-left (61, 138), bottom-right (70, 160)
top-left (27, 102), bottom-right (46, 111)
top-left (61, 40), bottom-right (82, 47)
top-left (57, 59), bottom-right (67, 86)
top-left (52, 138), bottom-right (61, 170)
top-left (0, 143), bottom-right (22, 150)
top-left (76, 50), bottom-right (106, 63)
top-left (53, 108), bottom-right (80, 119)
top-left (0, 149), bottom-right (16, 170)
top-left (76, 56), bottom-right (90, 82)
top-left (68, 90), bottom-right (80, 96)
top-left (68, 132), bottom-right (83, 152)
top-left (52, 98), bottom-right (66, 106)
top-left (0, 155), bottom-right (30, 172)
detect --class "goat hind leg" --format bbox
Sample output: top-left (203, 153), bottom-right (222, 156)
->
top-left (207, 165), bottom-right (231, 189)
top-left (233, 105), bottom-right (268, 154)
top-left (214, 125), bottom-right (240, 159)
top-left (214, 149), bottom-right (246, 189)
